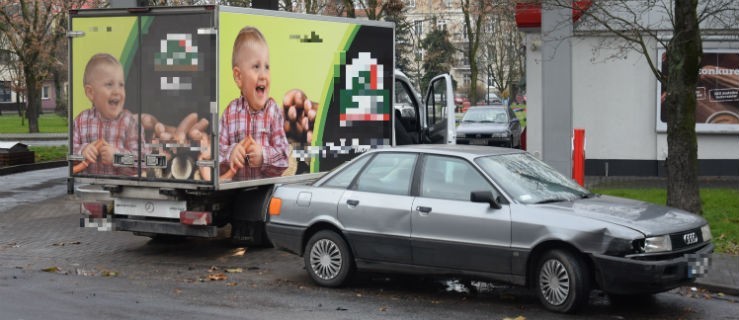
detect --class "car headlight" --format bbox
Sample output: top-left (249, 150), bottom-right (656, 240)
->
top-left (701, 224), bottom-right (712, 242)
top-left (642, 235), bottom-right (672, 253)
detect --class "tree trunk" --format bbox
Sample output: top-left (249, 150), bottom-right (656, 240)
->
top-left (53, 68), bottom-right (67, 117)
top-left (25, 76), bottom-right (40, 133)
top-left (664, 0), bottom-right (701, 214)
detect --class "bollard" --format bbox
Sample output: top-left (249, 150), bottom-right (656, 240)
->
top-left (572, 128), bottom-right (585, 186)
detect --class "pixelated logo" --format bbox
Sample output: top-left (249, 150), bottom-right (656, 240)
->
top-left (338, 52), bottom-right (390, 127)
top-left (155, 33), bottom-right (198, 90)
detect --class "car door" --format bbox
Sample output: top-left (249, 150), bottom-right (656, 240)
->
top-left (338, 152), bottom-right (418, 264)
top-left (411, 154), bottom-right (512, 274)
top-left (423, 74), bottom-right (457, 145)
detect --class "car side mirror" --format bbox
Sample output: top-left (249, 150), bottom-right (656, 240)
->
top-left (470, 191), bottom-right (502, 209)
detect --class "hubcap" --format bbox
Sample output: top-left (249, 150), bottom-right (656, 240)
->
top-left (539, 259), bottom-right (570, 306)
top-left (309, 239), bottom-right (343, 280)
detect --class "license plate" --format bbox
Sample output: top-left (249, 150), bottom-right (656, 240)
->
top-left (114, 198), bottom-right (186, 219)
top-left (470, 139), bottom-right (487, 145)
top-left (685, 253), bottom-right (711, 278)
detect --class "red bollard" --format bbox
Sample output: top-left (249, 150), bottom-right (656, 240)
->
top-left (572, 128), bottom-right (585, 186)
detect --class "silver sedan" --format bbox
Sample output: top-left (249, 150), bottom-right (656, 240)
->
top-left (265, 145), bottom-right (713, 313)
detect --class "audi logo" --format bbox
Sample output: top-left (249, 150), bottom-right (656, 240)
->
top-left (683, 232), bottom-right (698, 245)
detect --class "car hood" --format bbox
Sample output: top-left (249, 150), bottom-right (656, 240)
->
top-left (457, 122), bottom-right (508, 133)
top-left (546, 195), bottom-right (706, 236)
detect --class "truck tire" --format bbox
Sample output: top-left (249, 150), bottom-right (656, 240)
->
top-left (535, 249), bottom-right (591, 313)
top-left (304, 230), bottom-right (354, 287)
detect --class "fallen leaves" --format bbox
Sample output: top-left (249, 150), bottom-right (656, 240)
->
top-left (42, 266), bottom-right (62, 273)
top-left (207, 273), bottom-right (227, 281)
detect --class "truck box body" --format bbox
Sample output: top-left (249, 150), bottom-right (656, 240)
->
top-left (70, 5), bottom-right (457, 241)
top-left (69, 6), bottom-right (396, 190)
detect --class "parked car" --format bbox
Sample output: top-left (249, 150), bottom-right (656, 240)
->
top-left (265, 145), bottom-right (712, 313)
top-left (456, 105), bottom-right (522, 148)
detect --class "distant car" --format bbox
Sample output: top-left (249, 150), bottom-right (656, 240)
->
top-left (456, 105), bottom-right (522, 148)
top-left (266, 145), bottom-right (713, 313)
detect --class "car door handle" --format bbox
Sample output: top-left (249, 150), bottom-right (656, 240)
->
top-left (416, 206), bottom-right (432, 214)
top-left (346, 199), bottom-right (359, 207)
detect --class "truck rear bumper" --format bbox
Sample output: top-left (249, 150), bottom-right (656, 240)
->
top-left (112, 217), bottom-right (218, 238)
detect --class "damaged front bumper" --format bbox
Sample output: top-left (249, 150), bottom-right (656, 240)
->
top-left (591, 242), bottom-right (713, 295)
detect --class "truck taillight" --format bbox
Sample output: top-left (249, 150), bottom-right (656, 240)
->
top-left (269, 197), bottom-right (282, 216)
top-left (180, 211), bottom-right (212, 226)
top-left (81, 201), bottom-right (109, 218)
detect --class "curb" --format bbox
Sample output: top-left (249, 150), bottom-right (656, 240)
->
top-left (0, 161), bottom-right (67, 176)
top-left (693, 281), bottom-right (739, 297)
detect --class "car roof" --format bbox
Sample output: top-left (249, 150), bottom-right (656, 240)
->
top-left (372, 144), bottom-right (524, 159)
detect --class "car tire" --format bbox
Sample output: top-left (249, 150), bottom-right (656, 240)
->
top-left (304, 230), bottom-right (354, 287)
top-left (535, 249), bottom-right (591, 313)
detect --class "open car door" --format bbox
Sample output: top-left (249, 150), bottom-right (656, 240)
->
top-left (423, 74), bottom-right (457, 144)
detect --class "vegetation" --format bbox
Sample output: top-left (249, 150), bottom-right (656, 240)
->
top-left (0, 114), bottom-right (67, 133)
top-left (592, 187), bottom-right (739, 255)
top-left (28, 145), bottom-right (67, 163)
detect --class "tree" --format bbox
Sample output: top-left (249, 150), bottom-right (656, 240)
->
top-left (420, 20), bottom-right (454, 90)
top-left (559, 0), bottom-right (739, 213)
top-left (0, 0), bottom-right (86, 132)
top-left (383, 0), bottom-right (410, 72)
top-left (480, 1), bottom-right (523, 103)
top-left (459, 0), bottom-right (493, 104)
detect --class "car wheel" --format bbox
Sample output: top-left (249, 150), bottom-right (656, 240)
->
top-left (535, 249), bottom-right (591, 313)
top-left (304, 230), bottom-right (354, 287)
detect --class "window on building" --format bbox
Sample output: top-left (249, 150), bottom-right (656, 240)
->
top-left (42, 85), bottom-right (50, 100)
top-left (405, 0), bottom-right (415, 8)
top-left (444, 0), bottom-right (454, 7)
top-left (0, 81), bottom-right (11, 102)
top-left (414, 20), bottom-right (423, 35)
top-left (463, 74), bottom-right (471, 86)
top-left (437, 19), bottom-right (447, 31)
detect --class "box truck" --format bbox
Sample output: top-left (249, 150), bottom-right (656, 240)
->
top-left (70, 5), bottom-right (457, 245)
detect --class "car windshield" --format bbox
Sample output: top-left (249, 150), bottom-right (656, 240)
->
top-left (475, 153), bottom-right (591, 204)
top-left (462, 108), bottom-right (507, 123)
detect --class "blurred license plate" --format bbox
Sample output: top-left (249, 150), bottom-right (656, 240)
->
top-left (470, 139), bottom-right (487, 145)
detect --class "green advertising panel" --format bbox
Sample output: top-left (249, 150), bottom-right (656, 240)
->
top-left (70, 16), bottom-right (142, 178)
top-left (217, 10), bottom-right (394, 184)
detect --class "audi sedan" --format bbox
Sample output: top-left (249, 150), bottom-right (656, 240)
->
top-left (265, 145), bottom-right (712, 313)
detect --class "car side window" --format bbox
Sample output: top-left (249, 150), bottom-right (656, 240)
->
top-left (353, 153), bottom-right (417, 196)
top-left (420, 155), bottom-right (493, 201)
top-left (322, 155), bottom-right (372, 189)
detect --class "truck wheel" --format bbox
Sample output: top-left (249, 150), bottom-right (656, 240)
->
top-left (535, 249), bottom-right (591, 313)
top-left (304, 230), bottom-right (353, 287)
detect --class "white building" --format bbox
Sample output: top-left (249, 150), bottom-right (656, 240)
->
top-left (518, 2), bottom-right (739, 177)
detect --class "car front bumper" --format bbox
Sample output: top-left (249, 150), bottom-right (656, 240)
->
top-left (457, 136), bottom-right (511, 147)
top-left (591, 242), bottom-right (714, 294)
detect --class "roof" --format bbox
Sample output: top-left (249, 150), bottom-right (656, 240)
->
top-left (0, 141), bottom-right (28, 152)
